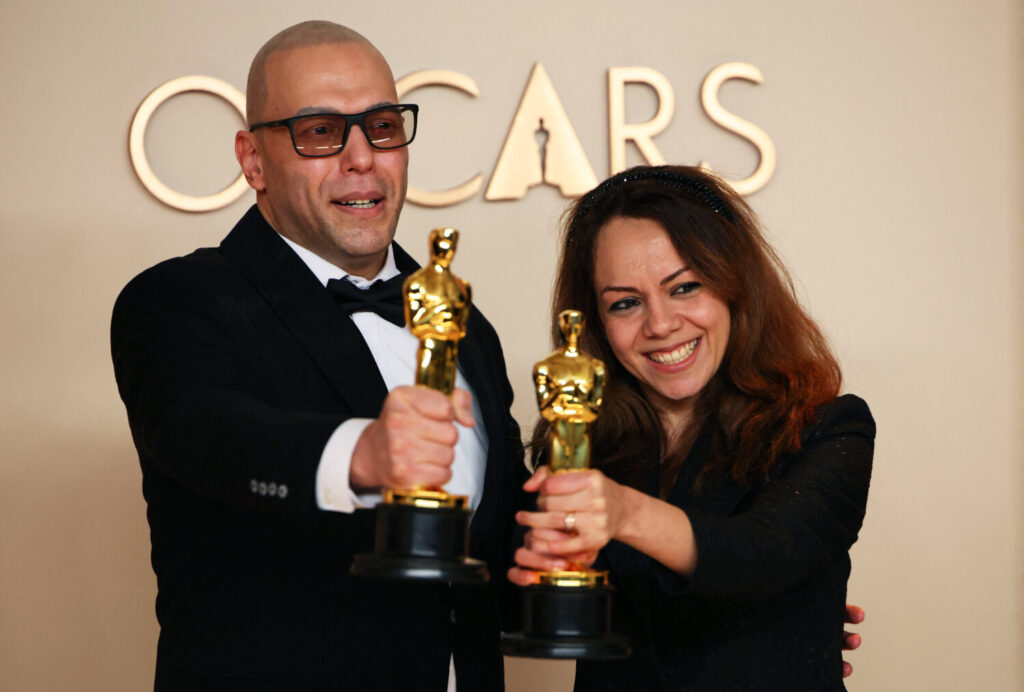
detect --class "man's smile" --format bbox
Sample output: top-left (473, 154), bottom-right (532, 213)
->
top-left (332, 198), bottom-right (381, 209)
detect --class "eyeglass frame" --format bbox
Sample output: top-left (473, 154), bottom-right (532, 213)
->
top-left (248, 104), bottom-right (419, 158)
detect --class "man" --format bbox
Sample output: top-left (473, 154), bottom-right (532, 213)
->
top-left (112, 21), bottom-right (526, 691)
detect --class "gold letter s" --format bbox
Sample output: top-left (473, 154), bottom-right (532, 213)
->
top-left (699, 62), bottom-right (776, 196)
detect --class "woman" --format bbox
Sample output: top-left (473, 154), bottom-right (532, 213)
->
top-left (509, 165), bottom-right (874, 690)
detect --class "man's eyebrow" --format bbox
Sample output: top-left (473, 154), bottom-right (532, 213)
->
top-left (294, 101), bottom-right (396, 116)
top-left (295, 106), bottom-right (339, 116)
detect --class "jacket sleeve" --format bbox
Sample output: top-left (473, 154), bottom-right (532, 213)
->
top-left (111, 258), bottom-right (345, 517)
top-left (655, 395), bottom-right (875, 601)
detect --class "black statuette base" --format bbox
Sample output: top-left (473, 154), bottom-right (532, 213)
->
top-left (502, 583), bottom-right (631, 659)
top-left (350, 500), bottom-right (489, 583)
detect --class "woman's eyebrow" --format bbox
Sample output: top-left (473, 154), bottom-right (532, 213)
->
top-left (660, 266), bottom-right (689, 285)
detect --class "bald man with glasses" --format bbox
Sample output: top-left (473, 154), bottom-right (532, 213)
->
top-left (112, 20), bottom-right (527, 691)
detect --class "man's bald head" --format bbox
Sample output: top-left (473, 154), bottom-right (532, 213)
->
top-left (246, 20), bottom-right (382, 125)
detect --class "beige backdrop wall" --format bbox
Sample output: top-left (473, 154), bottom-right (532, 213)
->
top-left (1, 1), bottom-right (1021, 690)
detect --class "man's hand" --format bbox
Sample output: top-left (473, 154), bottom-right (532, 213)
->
top-left (843, 603), bottom-right (865, 678)
top-left (350, 385), bottom-right (475, 491)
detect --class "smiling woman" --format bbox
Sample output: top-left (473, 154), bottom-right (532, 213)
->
top-left (509, 165), bottom-right (875, 690)
top-left (592, 215), bottom-right (732, 433)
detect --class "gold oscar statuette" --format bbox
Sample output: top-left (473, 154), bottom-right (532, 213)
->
top-left (404, 227), bottom-right (470, 397)
top-left (350, 228), bottom-right (488, 583)
top-left (502, 309), bottom-right (630, 659)
top-left (384, 227), bottom-right (471, 510)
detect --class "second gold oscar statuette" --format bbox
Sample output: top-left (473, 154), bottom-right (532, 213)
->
top-left (502, 310), bottom-right (630, 659)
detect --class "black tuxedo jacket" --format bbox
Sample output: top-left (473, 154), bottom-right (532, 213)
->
top-left (574, 395), bottom-right (875, 691)
top-left (112, 206), bottom-right (527, 691)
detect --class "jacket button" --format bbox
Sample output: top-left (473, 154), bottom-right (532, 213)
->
top-left (258, 482), bottom-right (267, 496)
top-left (268, 482), bottom-right (277, 496)
top-left (449, 609), bottom-right (457, 624)
top-left (250, 479), bottom-right (258, 493)
top-left (278, 484), bottom-right (288, 499)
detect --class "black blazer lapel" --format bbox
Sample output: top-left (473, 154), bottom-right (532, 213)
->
top-left (219, 206), bottom-right (389, 418)
top-left (457, 310), bottom-right (506, 550)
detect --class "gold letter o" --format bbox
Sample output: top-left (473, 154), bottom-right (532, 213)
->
top-left (129, 75), bottom-right (249, 212)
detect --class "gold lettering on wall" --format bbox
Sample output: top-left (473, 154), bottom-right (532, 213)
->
top-left (608, 67), bottom-right (675, 175)
top-left (129, 63), bottom-right (776, 212)
top-left (129, 75), bottom-right (249, 212)
top-left (485, 63), bottom-right (598, 201)
top-left (698, 62), bottom-right (777, 196)
top-left (396, 70), bottom-right (484, 207)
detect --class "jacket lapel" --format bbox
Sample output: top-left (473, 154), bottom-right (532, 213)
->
top-left (219, 206), bottom-right (390, 418)
top-left (458, 310), bottom-right (503, 550)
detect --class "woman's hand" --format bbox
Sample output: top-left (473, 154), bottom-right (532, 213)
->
top-left (507, 465), bottom-right (629, 585)
top-left (507, 463), bottom-right (698, 585)
top-left (524, 465), bottom-right (630, 550)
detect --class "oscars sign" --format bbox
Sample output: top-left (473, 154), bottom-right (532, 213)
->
top-left (129, 62), bottom-right (776, 212)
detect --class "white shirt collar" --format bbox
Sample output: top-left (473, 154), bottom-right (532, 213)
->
top-left (276, 234), bottom-right (400, 288)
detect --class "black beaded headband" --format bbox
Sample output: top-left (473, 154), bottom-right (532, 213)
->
top-left (567, 166), bottom-right (734, 245)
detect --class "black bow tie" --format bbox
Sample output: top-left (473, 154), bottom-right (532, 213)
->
top-left (326, 274), bottom-right (407, 328)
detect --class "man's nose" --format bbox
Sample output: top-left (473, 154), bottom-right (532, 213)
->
top-left (338, 124), bottom-right (375, 171)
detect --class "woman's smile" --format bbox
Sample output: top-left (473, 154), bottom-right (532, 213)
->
top-left (646, 336), bottom-right (700, 366)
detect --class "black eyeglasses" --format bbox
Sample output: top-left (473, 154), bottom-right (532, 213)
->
top-left (249, 104), bottom-right (418, 157)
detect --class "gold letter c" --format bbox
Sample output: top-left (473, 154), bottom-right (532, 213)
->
top-left (396, 70), bottom-right (483, 208)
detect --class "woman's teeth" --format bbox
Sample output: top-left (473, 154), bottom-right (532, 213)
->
top-left (648, 338), bottom-right (698, 365)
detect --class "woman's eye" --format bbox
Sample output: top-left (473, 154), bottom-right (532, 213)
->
top-left (608, 297), bottom-right (640, 312)
top-left (672, 281), bottom-right (701, 295)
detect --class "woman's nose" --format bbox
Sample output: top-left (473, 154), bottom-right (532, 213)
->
top-left (643, 297), bottom-right (680, 338)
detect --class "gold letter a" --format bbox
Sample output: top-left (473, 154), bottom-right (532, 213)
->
top-left (485, 63), bottom-right (598, 200)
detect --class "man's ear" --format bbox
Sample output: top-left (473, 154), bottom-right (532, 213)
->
top-left (235, 130), bottom-right (266, 192)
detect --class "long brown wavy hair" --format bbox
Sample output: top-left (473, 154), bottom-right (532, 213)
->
top-left (530, 165), bottom-right (841, 494)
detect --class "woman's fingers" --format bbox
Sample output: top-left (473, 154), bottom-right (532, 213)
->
top-left (514, 545), bottom-right (569, 572)
top-left (538, 468), bottom-right (602, 495)
top-left (526, 531), bottom-right (594, 556)
top-left (522, 464), bottom-right (552, 492)
top-left (507, 566), bottom-right (538, 586)
top-left (516, 509), bottom-right (587, 532)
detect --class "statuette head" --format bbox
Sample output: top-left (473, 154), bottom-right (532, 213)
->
top-left (430, 228), bottom-right (459, 267)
